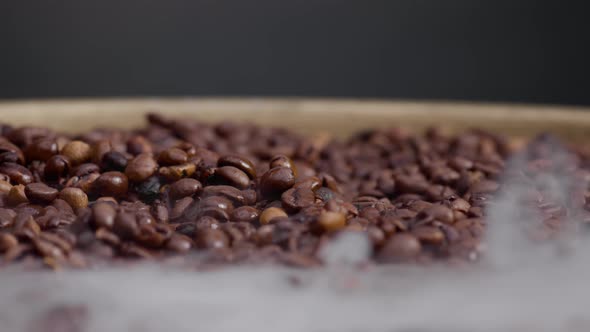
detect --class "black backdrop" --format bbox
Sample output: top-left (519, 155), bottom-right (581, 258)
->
top-left (1, 1), bottom-right (589, 105)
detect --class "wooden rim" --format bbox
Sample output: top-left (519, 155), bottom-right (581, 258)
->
top-left (1, 98), bottom-right (589, 140)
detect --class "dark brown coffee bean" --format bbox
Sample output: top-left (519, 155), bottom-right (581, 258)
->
top-left (260, 166), bottom-right (295, 197)
top-left (281, 188), bottom-right (316, 212)
top-left (215, 166), bottom-right (250, 189)
top-left (0, 162), bottom-right (33, 185)
top-left (25, 182), bottom-right (59, 203)
top-left (166, 234), bottom-right (192, 252)
top-left (44, 155), bottom-right (71, 180)
top-left (293, 176), bottom-right (322, 191)
top-left (91, 139), bottom-right (112, 164)
top-left (119, 242), bottom-right (154, 259)
top-left (70, 163), bottom-right (100, 178)
top-left (125, 153), bottom-right (158, 182)
top-left (202, 185), bottom-right (249, 205)
top-left (450, 197), bottom-right (471, 213)
top-left (170, 197), bottom-right (194, 221)
top-left (194, 228), bottom-right (229, 249)
top-left (93, 171), bottom-right (129, 197)
top-left (95, 227), bottom-right (121, 246)
top-left (367, 226), bottom-right (386, 246)
top-left (158, 147), bottom-right (188, 166)
top-left (127, 135), bottom-right (153, 155)
top-left (61, 141), bottom-right (91, 165)
top-left (378, 233), bottom-right (421, 262)
top-left (218, 155), bottom-right (257, 179)
top-left (101, 151), bottom-right (129, 172)
top-left (231, 206), bottom-right (260, 223)
top-left (136, 223), bottom-right (170, 248)
top-left (0, 138), bottom-right (25, 164)
top-left (112, 212), bottom-right (139, 240)
top-left (470, 180), bottom-right (500, 194)
top-left (269, 155), bottom-right (297, 176)
top-left (24, 138), bottom-right (58, 162)
top-left (91, 202), bottom-right (117, 229)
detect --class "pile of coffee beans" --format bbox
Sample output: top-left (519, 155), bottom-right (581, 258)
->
top-left (0, 114), bottom-right (587, 269)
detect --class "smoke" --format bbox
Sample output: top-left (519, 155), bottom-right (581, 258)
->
top-left (3, 137), bottom-right (590, 332)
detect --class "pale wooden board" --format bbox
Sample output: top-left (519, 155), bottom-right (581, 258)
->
top-left (0, 98), bottom-right (589, 141)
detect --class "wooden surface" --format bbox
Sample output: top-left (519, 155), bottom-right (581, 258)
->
top-left (0, 98), bottom-right (589, 141)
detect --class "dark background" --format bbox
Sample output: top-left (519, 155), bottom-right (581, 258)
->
top-left (1, 1), bottom-right (589, 105)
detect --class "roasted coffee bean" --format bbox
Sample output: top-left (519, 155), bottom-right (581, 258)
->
top-left (91, 139), bottom-right (112, 164)
top-left (170, 197), bottom-right (194, 221)
top-left (125, 153), bottom-right (158, 182)
top-left (0, 232), bottom-right (18, 252)
top-left (0, 208), bottom-right (16, 227)
top-left (260, 166), bottom-right (295, 197)
top-left (231, 206), bottom-right (260, 223)
top-left (318, 210), bottom-right (346, 232)
top-left (418, 204), bottom-right (454, 224)
top-left (214, 166), bottom-right (250, 189)
top-left (44, 155), bottom-right (71, 180)
top-left (270, 155), bottom-right (297, 176)
top-left (112, 212), bottom-right (140, 240)
top-left (0, 162), bottom-right (33, 185)
top-left (411, 226), bottom-right (445, 244)
top-left (93, 172), bottom-right (129, 197)
top-left (259, 207), bottom-right (288, 225)
top-left (158, 147), bottom-right (188, 166)
top-left (218, 155), bottom-right (257, 179)
top-left (24, 138), bottom-right (58, 161)
top-left (194, 228), bottom-right (229, 249)
top-left (0, 180), bottom-right (12, 194)
top-left (378, 233), bottom-right (421, 262)
top-left (281, 187), bottom-right (315, 212)
top-left (168, 178), bottom-right (202, 200)
top-left (127, 135), bottom-right (153, 155)
top-left (101, 151), bottom-right (129, 172)
top-left (133, 175), bottom-right (162, 202)
top-left (92, 202), bottom-right (117, 229)
top-left (158, 163), bottom-right (196, 180)
top-left (0, 138), bottom-right (25, 164)
top-left (61, 141), bottom-right (91, 165)
top-left (59, 187), bottom-right (89, 210)
top-left (23, 182), bottom-right (58, 203)
top-left (165, 234), bottom-right (192, 252)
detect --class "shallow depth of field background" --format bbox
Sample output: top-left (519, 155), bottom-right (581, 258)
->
top-left (1, 1), bottom-right (589, 105)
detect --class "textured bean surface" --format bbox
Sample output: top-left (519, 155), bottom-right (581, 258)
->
top-left (0, 113), bottom-right (586, 271)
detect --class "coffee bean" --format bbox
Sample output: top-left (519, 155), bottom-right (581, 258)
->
top-left (101, 151), bottom-right (129, 172)
top-left (170, 197), bottom-right (194, 221)
top-left (112, 212), bottom-right (139, 240)
top-left (125, 153), bottom-right (158, 182)
top-left (0, 232), bottom-right (18, 252)
top-left (24, 182), bottom-right (58, 203)
top-left (194, 228), bottom-right (229, 249)
top-left (158, 147), bottom-right (188, 166)
top-left (270, 155), bottom-right (297, 176)
top-left (168, 178), bottom-right (201, 200)
top-left (0, 180), bottom-right (12, 194)
top-left (93, 172), bottom-right (129, 197)
top-left (61, 141), bottom-right (91, 165)
top-left (419, 204), bottom-right (454, 224)
top-left (44, 155), bottom-right (71, 180)
top-left (90, 139), bottom-right (112, 164)
top-left (24, 138), bottom-right (58, 162)
top-left (260, 166), bottom-right (295, 197)
top-left (281, 187), bottom-right (315, 212)
top-left (0, 162), bottom-right (33, 185)
top-left (412, 226), bottom-right (445, 244)
top-left (166, 234), bottom-right (192, 252)
top-left (318, 211), bottom-right (346, 232)
top-left (59, 187), bottom-right (89, 209)
top-left (127, 135), bottom-right (153, 155)
top-left (378, 233), bottom-right (421, 262)
top-left (133, 175), bottom-right (162, 202)
top-left (215, 166), bottom-right (250, 189)
top-left (231, 206), bottom-right (260, 223)
top-left (92, 202), bottom-right (117, 229)
top-left (218, 155), bottom-right (257, 179)
top-left (0, 138), bottom-right (25, 164)
top-left (158, 163), bottom-right (196, 180)
top-left (259, 207), bottom-right (288, 225)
